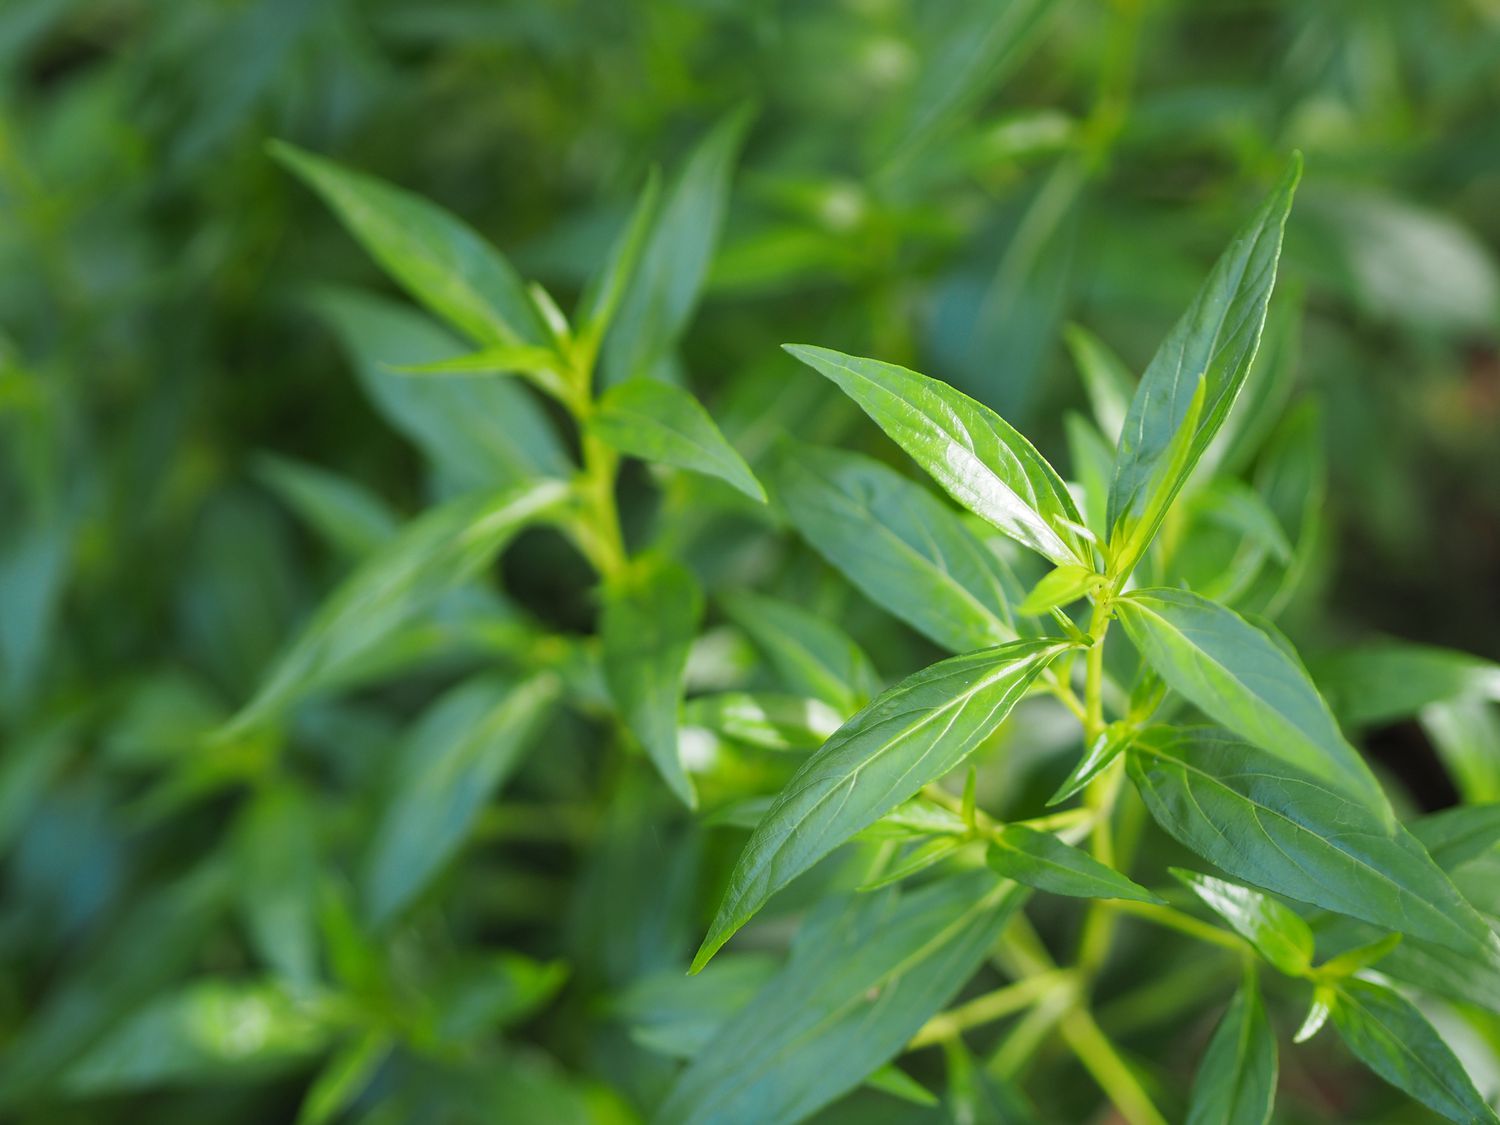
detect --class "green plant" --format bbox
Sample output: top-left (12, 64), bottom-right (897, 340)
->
top-left (142, 123), bottom-right (1500, 1125)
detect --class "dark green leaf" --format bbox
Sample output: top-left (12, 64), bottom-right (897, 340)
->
top-left (234, 786), bottom-right (319, 986)
top-left (986, 824), bottom-right (1161, 903)
top-left (861, 836), bottom-right (970, 891)
top-left (591, 377), bottom-right (766, 502)
top-left (785, 344), bottom-right (1086, 565)
top-left (694, 638), bottom-right (1070, 970)
top-left (1313, 642), bottom-right (1500, 728)
top-left (601, 555), bottom-right (705, 807)
top-left (1116, 587), bottom-right (1387, 812)
top-left (363, 674), bottom-right (558, 925)
top-left (254, 454), bottom-right (396, 559)
top-left (1047, 723), bottom-right (1134, 807)
top-left (1127, 727), bottom-right (1490, 956)
top-left (1107, 157), bottom-right (1302, 554)
top-left (1411, 804), bottom-right (1500, 869)
top-left (1328, 978), bottom-right (1499, 1125)
top-left (1171, 868), bottom-right (1313, 976)
top-left (1186, 976), bottom-right (1277, 1125)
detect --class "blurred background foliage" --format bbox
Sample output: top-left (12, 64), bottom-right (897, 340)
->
top-left (0, 0), bottom-right (1498, 1121)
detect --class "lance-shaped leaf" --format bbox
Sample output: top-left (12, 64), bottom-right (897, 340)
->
top-left (719, 591), bottom-right (880, 714)
top-left (254, 455), bottom-right (397, 560)
top-left (362, 674), bottom-right (558, 925)
top-left (590, 378), bottom-right (766, 502)
top-left (1410, 804), bottom-right (1500, 869)
top-left (1328, 979), bottom-right (1500, 1125)
top-left (1312, 641), bottom-right (1500, 728)
top-left (1186, 976), bottom-right (1277, 1125)
top-left (693, 638), bottom-right (1071, 970)
top-left (574, 167), bottom-right (660, 367)
top-left (1171, 869), bottom-right (1314, 977)
top-left (985, 824), bottom-right (1161, 903)
top-left (601, 555), bottom-right (704, 808)
top-left (665, 874), bottom-right (1026, 1124)
top-left (767, 442), bottom-right (1019, 654)
top-left (1107, 156), bottom-right (1302, 548)
top-left (221, 481), bottom-right (567, 737)
top-left (271, 141), bottom-right (544, 348)
top-left (1116, 587), bottom-right (1388, 813)
top-left (785, 345), bottom-right (1086, 565)
top-left (1065, 323), bottom-right (1134, 445)
top-left (683, 692), bottom-right (844, 752)
top-left (1127, 728), bottom-right (1490, 956)
top-left (1048, 723), bottom-right (1135, 807)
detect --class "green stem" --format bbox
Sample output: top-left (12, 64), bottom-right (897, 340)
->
top-left (908, 970), bottom-right (1070, 1048)
top-left (1107, 900), bottom-right (1246, 953)
top-left (1058, 1007), bottom-right (1167, 1125)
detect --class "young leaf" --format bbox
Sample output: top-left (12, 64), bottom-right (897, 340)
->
top-left (385, 344), bottom-right (572, 406)
top-left (270, 141), bottom-right (544, 348)
top-left (1047, 723), bottom-right (1136, 807)
top-left (1116, 587), bottom-right (1388, 813)
top-left (574, 167), bottom-right (661, 367)
top-left (767, 442), bottom-right (1018, 654)
top-left (682, 692), bottom-right (843, 752)
top-left (1106, 156), bottom-right (1302, 546)
top-left (1127, 727), bottom-right (1490, 956)
top-left (220, 481), bottom-right (567, 737)
top-left (861, 836), bottom-right (969, 891)
top-left (1313, 933), bottom-right (1401, 980)
top-left (784, 344), bottom-right (1087, 566)
top-left (362, 674), bottom-right (558, 925)
top-left (1328, 979), bottom-right (1500, 1125)
top-left (1294, 987), bottom-right (1333, 1044)
top-left (604, 109), bottom-right (751, 383)
top-left (1171, 869), bottom-right (1314, 977)
top-left (718, 591), bottom-right (880, 714)
top-left (1312, 641), bottom-right (1500, 728)
top-left (1185, 976), bottom-right (1277, 1125)
top-left (590, 378), bottom-right (766, 502)
top-left (1064, 323), bottom-right (1134, 445)
top-left (665, 875), bottom-right (1027, 1124)
top-left (693, 638), bottom-right (1071, 971)
top-left (985, 824), bottom-right (1161, 903)
top-left (1018, 564), bottom-right (1099, 617)
top-left (601, 555), bottom-right (705, 808)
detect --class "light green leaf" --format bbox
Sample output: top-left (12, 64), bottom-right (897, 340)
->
top-left (767, 441), bottom-right (1019, 654)
top-left (1116, 587), bottom-right (1387, 812)
top-left (986, 824), bottom-right (1161, 903)
top-left (1171, 869), bottom-right (1314, 977)
top-left (221, 481), bottom-right (565, 736)
top-left (604, 109), bottom-right (751, 383)
top-left (1314, 933), bottom-right (1401, 980)
top-left (1189, 479), bottom-right (1292, 565)
top-left (386, 343), bottom-right (572, 405)
top-left (254, 454), bottom-right (396, 559)
top-left (601, 555), bottom-right (704, 807)
top-left (575, 167), bottom-right (661, 367)
top-left (362, 674), bottom-right (557, 925)
top-left (271, 141), bottom-right (544, 348)
top-left (1422, 700), bottom-right (1500, 803)
top-left (1312, 641), bottom-right (1500, 728)
top-left (666, 874), bottom-right (1027, 1124)
top-left (234, 786), bottom-right (319, 986)
top-left (682, 692), bottom-right (843, 752)
top-left (1047, 723), bottom-right (1135, 807)
top-left (719, 591), bottom-right (880, 714)
top-left (1107, 156), bottom-right (1302, 552)
top-left (1127, 727), bottom-right (1490, 956)
top-left (694, 638), bottom-right (1070, 970)
top-left (1018, 564), bottom-right (1099, 617)
top-left (785, 344), bottom-right (1086, 565)
top-left (1064, 323), bottom-right (1134, 445)
top-left (294, 1031), bottom-right (392, 1125)
top-left (861, 837), bottom-right (970, 891)
top-left (1186, 975), bottom-right (1277, 1125)
top-left (591, 378), bottom-right (765, 502)
top-left (1328, 979), bottom-right (1500, 1125)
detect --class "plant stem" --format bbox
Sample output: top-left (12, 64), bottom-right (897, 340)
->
top-left (1107, 900), bottom-right (1247, 953)
top-left (1058, 1006), bottom-right (1166, 1125)
top-left (908, 970), bottom-right (1070, 1048)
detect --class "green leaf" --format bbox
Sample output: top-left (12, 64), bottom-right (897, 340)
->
top-left (861, 836), bottom-right (970, 891)
top-left (719, 591), bottom-right (880, 714)
top-left (1116, 587), bottom-right (1387, 812)
top-left (1423, 700), bottom-right (1500, 803)
top-left (665, 874), bottom-right (1027, 1124)
top-left (1047, 723), bottom-right (1135, 807)
top-left (1064, 323), bottom-right (1134, 445)
top-left (234, 785), bottom-right (319, 986)
top-left (682, 692), bottom-right (843, 752)
top-left (614, 953), bottom-right (780, 1060)
top-left (591, 378), bottom-right (766, 502)
top-left (1106, 156), bottom-right (1302, 551)
top-left (1328, 979), bottom-right (1500, 1125)
top-left (294, 1031), bottom-right (392, 1125)
top-left (601, 555), bottom-right (705, 808)
top-left (985, 824), bottom-right (1161, 903)
top-left (1018, 564), bottom-right (1099, 616)
top-left (767, 442), bottom-right (1019, 654)
top-left (604, 109), bottom-right (751, 383)
top-left (575, 167), bottom-right (661, 367)
top-left (253, 454), bottom-right (397, 559)
top-left (1410, 803), bottom-right (1500, 869)
top-left (1189, 479), bottom-right (1292, 565)
top-left (271, 141), bottom-right (544, 348)
top-left (694, 638), bottom-right (1070, 970)
top-left (385, 343), bottom-right (573, 405)
top-left (1185, 976), bottom-right (1277, 1125)
top-left (1314, 932), bottom-right (1401, 980)
top-left (784, 344), bottom-right (1086, 565)
top-left (1312, 642), bottom-right (1500, 728)
top-left (1171, 869), bottom-right (1314, 976)
top-left (1127, 727), bottom-right (1491, 956)
top-left (221, 481), bottom-right (566, 736)
top-left (362, 674), bottom-right (557, 925)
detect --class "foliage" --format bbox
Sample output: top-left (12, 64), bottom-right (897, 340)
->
top-left (2, 1), bottom-right (1500, 1123)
